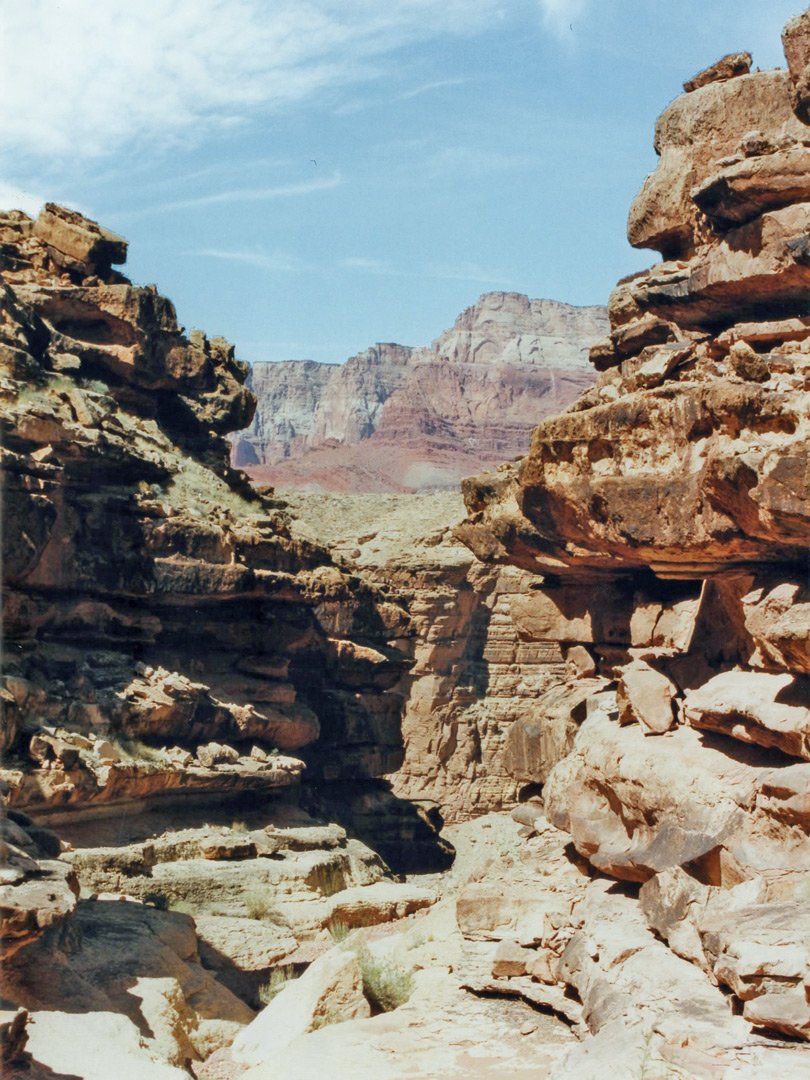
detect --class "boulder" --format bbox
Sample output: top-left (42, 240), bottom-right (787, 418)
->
top-left (33, 203), bottom-right (127, 273)
top-left (503, 678), bottom-right (607, 783)
top-left (783, 7), bottom-right (810, 122)
top-left (684, 670), bottom-right (810, 759)
top-left (544, 711), bottom-right (810, 884)
top-left (230, 948), bottom-right (370, 1066)
top-left (326, 882), bottom-right (435, 929)
top-left (684, 51), bottom-right (752, 93)
top-left (617, 661), bottom-right (677, 734)
top-left (491, 939), bottom-right (530, 978)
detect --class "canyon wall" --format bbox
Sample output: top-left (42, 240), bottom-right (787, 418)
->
top-left (449, 20), bottom-right (810, 1071)
top-left (231, 293), bottom-right (607, 492)
top-left (0, 205), bottom-right (452, 1077)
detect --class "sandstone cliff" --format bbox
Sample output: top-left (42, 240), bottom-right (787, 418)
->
top-left (231, 293), bottom-right (607, 492)
top-left (0, 204), bottom-right (457, 1075)
top-left (447, 14), bottom-right (810, 1070)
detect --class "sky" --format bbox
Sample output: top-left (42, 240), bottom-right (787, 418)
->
top-left (1, 0), bottom-right (805, 366)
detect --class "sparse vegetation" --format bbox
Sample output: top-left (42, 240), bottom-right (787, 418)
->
top-left (311, 1004), bottom-right (346, 1031)
top-left (635, 1027), bottom-right (679, 1080)
top-left (167, 899), bottom-right (195, 916)
top-left (10, 374), bottom-right (76, 408)
top-left (315, 862), bottom-right (346, 898)
top-left (243, 887), bottom-right (286, 925)
top-left (258, 966), bottom-right (297, 1005)
top-left (109, 735), bottom-right (168, 765)
top-left (328, 920), bottom-right (353, 943)
top-left (143, 891), bottom-right (170, 910)
top-left (162, 458), bottom-right (261, 520)
top-left (349, 941), bottom-right (415, 1013)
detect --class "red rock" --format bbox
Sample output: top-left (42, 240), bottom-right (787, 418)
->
top-left (232, 293), bottom-right (607, 492)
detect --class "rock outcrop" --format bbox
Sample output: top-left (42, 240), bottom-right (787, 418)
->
top-left (0, 203), bottom-right (425, 825)
top-left (451, 9), bottom-right (810, 1070)
top-left (231, 293), bottom-right (607, 492)
top-left (0, 205), bottom-right (449, 1077)
top-left (279, 491), bottom-right (591, 823)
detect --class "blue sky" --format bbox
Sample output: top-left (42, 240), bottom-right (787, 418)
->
top-left (1, 0), bottom-right (804, 365)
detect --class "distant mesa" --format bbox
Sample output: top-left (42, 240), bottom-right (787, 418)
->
top-left (230, 291), bottom-right (608, 493)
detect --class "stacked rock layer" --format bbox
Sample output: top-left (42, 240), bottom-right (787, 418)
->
top-left (453, 12), bottom-right (810, 1066)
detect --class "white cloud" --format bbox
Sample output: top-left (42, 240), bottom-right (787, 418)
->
top-left (423, 145), bottom-right (535, 179)
top-left (0, 182), bottom-right (46, 217)
top-left (538, 0), bottom-right (587, 37)
top-left (338, 255), bottom-right (512, 284)
top-left (426, 261), bottom-right (513, 284)
top-left (123, 172), bottom-right (342, 217)
top-left (192, 248), bottom-right (311, 272)
top-left (338, 256), bottom-right (402, 275)
top-left (1, 0), bottom-right (509, 163)
top-left (398, 77), bottom-right (468, 100)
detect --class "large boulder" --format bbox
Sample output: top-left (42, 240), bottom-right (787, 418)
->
top-left (684, 670), bottom-right (810, 759)
top-left (230, 948), bottom-right (370, 1067)
top-left (783, 7), bottom-right (810, 122)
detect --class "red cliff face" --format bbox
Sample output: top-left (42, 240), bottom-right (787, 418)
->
top-left (231, 292), bottom-right (607, 492)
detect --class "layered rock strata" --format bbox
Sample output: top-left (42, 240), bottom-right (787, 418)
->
top-left (452, 13), bottom-right (810, 1068)
top-left (231, 293), bottom-right (607, 492)
top-left (0, 206), bottom-right (448, 1076)
top-left (0, 204), bottom-right (422, 823)
top-left (279, 491), bottom-right (593, 823)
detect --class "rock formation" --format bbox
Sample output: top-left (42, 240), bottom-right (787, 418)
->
top-left (0, 203), bottom-right (431, 820)
top-left (231, 293), bottom-right (607, 492)
top-left (450, 12), bottom-right (810, 1068)
top-left (6, 9), bottom-right (810, 1079)
top-left (0, 205), bottom-right (448, 1077)
top-left (280, 491), bottom-right (607, 823)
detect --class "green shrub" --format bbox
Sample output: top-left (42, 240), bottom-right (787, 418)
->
top-left (351, 942), bottom-right (414, 1013)
top-left (110, 735), bottom-right (167, 765)
top-left (167, 899), bottom-right (195, 916)
top-left (143, 891), bottom-right (170, 910)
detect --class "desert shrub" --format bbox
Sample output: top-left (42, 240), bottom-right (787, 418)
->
top-left (143, 892), bottom-right (170, 910)
top-left (328, 920), bottom-right (352, 943)
top-left (110, 735), bottom-right (167, 765)
top-left (167, 899), bottom-right (195, 916)
top-left (350, 942), bottom-right (414, 1013)
top-left (315, 862), bottom-right (346, 898)
top-left (243, 887), bottom-right (286, 924)
top-left (258, 966), bottom-right (297, 1005)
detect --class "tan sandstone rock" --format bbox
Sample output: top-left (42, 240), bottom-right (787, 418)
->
top-left (230, 948), bottom-right (370, 1067)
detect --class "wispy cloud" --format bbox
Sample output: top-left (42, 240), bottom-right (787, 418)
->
top-left (423, 145), bottom-right (535, 179)
top-left (338, 256), bottom-right (403, 276)
top-left (426, 261), bottom-right (514, 285)
top-left (120, 173), bottom-right (342, 218)
top-left (192, 249), bottom-right (312, 273)
top-left (538, 0), bottom-right (587, 38)
top-left (339, 255), bottom-right (512, 285)
top-left (0, 0), bottom-right (510, 164)
top-left (398, 77), bottom-right (468, 100)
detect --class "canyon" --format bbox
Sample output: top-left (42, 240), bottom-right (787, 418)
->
top-left (230, 293), bottom-right (606, 492)
top-left (3, 8), bottom-right (810, 1080)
